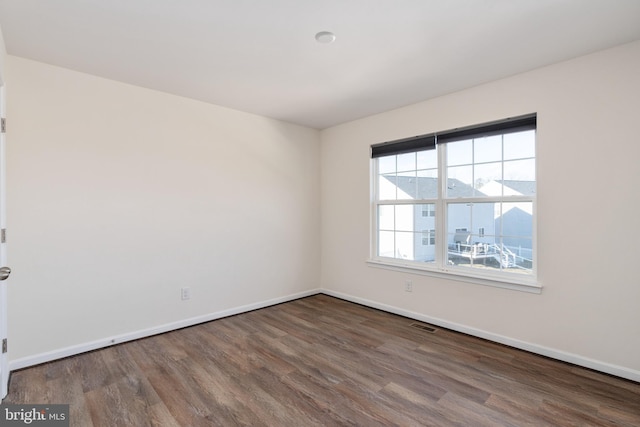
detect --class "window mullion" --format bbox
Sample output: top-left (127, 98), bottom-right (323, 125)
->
top-left (436, 142), bottom-right (447, 269)
top-left (371, 156), bottom-right (379, 260)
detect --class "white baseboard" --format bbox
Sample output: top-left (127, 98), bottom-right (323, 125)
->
top-left (321, 289), bottom-right (640, 383)
top-left (9, 289), bottom-right (321, 372)
top-left (10, 288), bottom-right (640, 384)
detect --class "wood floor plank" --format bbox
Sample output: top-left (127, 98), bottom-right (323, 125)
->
top-left (5, 365), bottom-right (48, 403)
top-left (379, 382), bottom-right (458, 427)
top-left (84, 374), bottom-right (163, 427)
top-left (279, 370), bottom-right (390, 427)
top-left (437, 391), bottom-right (521, 427)
top-left (484, 393), bottom-right (550, 427)
top-left (538, 399), bottom-right (620, 427)
top-left (4, 294), bottom-right (640, 426)
top-left (46, 374), bottom-right (94, 427)
top-left (332, 377), bottom-right (422, 426)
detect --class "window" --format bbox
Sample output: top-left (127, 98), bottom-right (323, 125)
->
top-left (422, 205), bottom-right (435, 217)
top-left (371, 114), bottom-right (537, 289)
top-left (422, 229), bottom-right (435, 246)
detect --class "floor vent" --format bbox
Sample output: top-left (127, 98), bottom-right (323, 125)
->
top-left (410, 323), bottom-right (437, 333)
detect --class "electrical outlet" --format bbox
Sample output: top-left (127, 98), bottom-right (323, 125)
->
top-left (181, 287), bottom-right (191, 300)
top-left (405, 281), bottom-right (413, 292)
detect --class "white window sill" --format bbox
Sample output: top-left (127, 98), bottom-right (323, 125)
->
top-left (366, 258), bottom-right (542, 294)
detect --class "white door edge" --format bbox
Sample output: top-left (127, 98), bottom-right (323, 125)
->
top-left (0, 83), bottom-right (9, 399)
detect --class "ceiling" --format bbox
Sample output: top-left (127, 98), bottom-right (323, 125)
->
top-left (1, 1), bottom-right (639, 129)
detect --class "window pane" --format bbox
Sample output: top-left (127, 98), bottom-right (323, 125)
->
top-left (504, 130), bottom-right (535, 160)
top-left (495, 202), bottom-right (533, 273)
top-left (378, 174), bottom-right (397, 200)
top-left (471, 203), bottom-right (496, 242)
top-left (447, 165), bottom-right (473, 198)
top-left (378, 231), bottom-right (395, 258)
top-left (446, 139), bottom-right (472, 166)
top-left (417, 204), bottom-right (436, 262)
top-left (447, 203), bottom-right (495, 238)
top-left (397, 152), bottom-right (416, 172)
top-left (378, 205), bottom-right (394, 230)
top-left (416, 230), bottom-right (436, 263)
top-left (500, 202), bottom-right (533, 238)
top-left (378, 155), bottom-right (396, 174)
top-left (447, 203), bottom-right (471, 236)
top-left (395, 205), bottom-right (415, 231)
top-left (506, 238), bottom-right (533, 271)
top-left (396, 231), bottom-right (414, 260)
top-left (396, 172), bottom-right (416, 200)
top-left (416, 204), bottom-right (436, 233)
top-left (377, 203), bottom-right (436, 262)
top-left (474, 135), bottom-right (502, 164)
top-left (474, 162), bottom-right (502, 195)
top-left (417, 149), bottom-right (437, 170)
top-left (417, 169), bottom-right (438, 199)
top-left (504, 159), bottom-right (535, 183)
top-left (447, 220), bottom-right (471, 266)
top-left (447, 202), bottom-right (504, 269)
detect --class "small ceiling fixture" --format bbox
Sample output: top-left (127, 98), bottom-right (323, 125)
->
top-left (315, 31), bottom-right (336, 44)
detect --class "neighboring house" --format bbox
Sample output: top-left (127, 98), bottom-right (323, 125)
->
top-left (383, 175), bottom-right (495, 262)
top-left (382, 175), bottom-right (533, 268)
top-left (478, 180), bottom-right (534, 261)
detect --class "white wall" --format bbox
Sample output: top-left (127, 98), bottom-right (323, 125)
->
top-left (0, 24), bottom-right (6, 83)
top-left (321, 40), bottom-right (640, 380)
top-left (6, 56), bottom-right (321, 363)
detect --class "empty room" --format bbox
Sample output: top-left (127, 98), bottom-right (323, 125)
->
top-left (0, 1), bottom-right (639, 425)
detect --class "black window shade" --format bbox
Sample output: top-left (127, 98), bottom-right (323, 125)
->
top-left (371, 134), bottom-right (436, 158)
top-left (371, 113), bottom-right (536, 158)
top-left (436, 114), bottom-right (536, 144)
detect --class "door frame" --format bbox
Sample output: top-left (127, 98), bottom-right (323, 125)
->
top-left (0, 82), bottom-right (9, 399)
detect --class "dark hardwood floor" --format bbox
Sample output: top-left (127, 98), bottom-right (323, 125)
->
top-left (3, 294), bottom-right (640, 426)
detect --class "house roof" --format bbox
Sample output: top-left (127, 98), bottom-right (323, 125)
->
top-left (385, 175), bottom-right (482, 199)
top-left (386, 176), bottom-right (537, 199)
top-left (497, 180), bottom-right (536, 196)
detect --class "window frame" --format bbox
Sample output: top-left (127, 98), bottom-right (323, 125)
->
top-left (369, 115), bottom-right (540, 293)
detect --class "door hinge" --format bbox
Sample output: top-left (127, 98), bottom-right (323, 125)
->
top-left (1, 229), bottom-right (5, 244)
top-left (1, 118), bottom-right (5, 133)
top-left (2, 339), bottom-right (6, 354)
